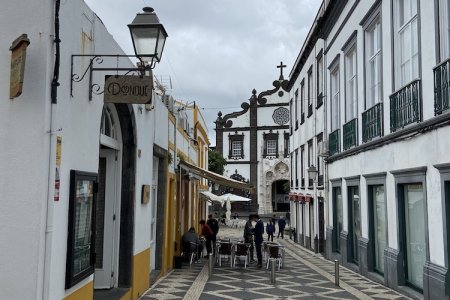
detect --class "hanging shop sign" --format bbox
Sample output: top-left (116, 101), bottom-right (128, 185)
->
top-left (9, 34), bottom-right (30, 99)
top-left (104, 74), bottom-right (152, 104)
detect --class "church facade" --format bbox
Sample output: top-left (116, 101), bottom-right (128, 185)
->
top-left (215, 66), bottom-right (291, 214)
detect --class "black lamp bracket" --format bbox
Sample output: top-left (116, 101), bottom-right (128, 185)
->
top-left (70, 54), bottom-right (154, 101)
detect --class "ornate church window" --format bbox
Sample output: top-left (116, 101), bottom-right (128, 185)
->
top-left (228, 133), bottom-right (244, 159)
top-left (263, 131), bottom-right (279, 158)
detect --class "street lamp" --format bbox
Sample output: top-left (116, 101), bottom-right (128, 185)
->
top-left (128, 7), bottom-right (168, 68)
top-left (307, 165), bottom-right (319, 253)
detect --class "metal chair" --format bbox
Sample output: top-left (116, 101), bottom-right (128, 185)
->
top-left (182, 241), bottom-right (199, 265)
top-left (266, 245), bottom-right (284, 270)
top-left (233, 243), bottom-right (251, 268)
top-left (217, 241), bottom-right (233, 267)
top-left (263, 241), bottom-right (278, 261)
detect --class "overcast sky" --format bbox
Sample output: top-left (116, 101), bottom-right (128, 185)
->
top-left (84, 0), bottom-right (321, 146)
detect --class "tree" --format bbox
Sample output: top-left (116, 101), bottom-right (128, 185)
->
top-left (208, 150), bottom-right (227, 175)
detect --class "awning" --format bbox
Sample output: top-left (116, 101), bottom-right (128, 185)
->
top-left (219, 193), bottom-right (251, 202)
top-left (200, 191), bottom-right (221, 203)
top-left (179, 160), bottom-right (255, 193)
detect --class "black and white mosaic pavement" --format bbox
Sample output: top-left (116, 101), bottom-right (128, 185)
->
top-left (140, 226), bottom-right (411, 300)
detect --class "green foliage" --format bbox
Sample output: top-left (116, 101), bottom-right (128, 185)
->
top-left (208, 149), bottom-right (227, 175)
top-left (167, 152), bottom-right (173, 164)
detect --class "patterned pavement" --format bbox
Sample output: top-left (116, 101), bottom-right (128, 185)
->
top-left (140, 226), bottom-right (411, 300)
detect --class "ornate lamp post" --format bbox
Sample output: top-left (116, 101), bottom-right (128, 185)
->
top-left (307, 165), bottom-right (319, 253)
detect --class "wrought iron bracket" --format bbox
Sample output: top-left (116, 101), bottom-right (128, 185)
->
top-left (70, 54), bottom-right (153, 101)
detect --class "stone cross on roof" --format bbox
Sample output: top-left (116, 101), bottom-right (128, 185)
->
top-left (277, 61), bottom-right (287, 80)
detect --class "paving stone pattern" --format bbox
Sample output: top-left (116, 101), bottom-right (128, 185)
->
top-left (140, 226), bottom-right (411, 300)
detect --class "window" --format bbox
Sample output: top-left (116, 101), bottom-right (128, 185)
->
top-left (317, 54), bottom-right (324, 107)
top-left (263, 132), bottom-right (278, 158)
top-left (284, 132), bottom-right (289, 157)
top-left (330, 64), bottom-right (340, 131)
top-left (365, 16), bottom-right (382, 109)
top-left (394, 0), bottom-right (419, 89)
top-left (308, 140), bottom-right (313, 186)
top-left (345, 45), bottom-right (358, 121)
top-left (289, 99), bottom-right (293, 134)
top-left (301, 146), bottom-right (305, 187)
top-left (290, 151), bottom-right (294, 187)
top-left (308, 68), bottom-right (313, 117)
top-left (317, 134), bottom-right (324, 186)
top-left (295, 90), bottom-right (299, 129)
top-left (66, 170), bottom-right (97, 288)
top-left (439, 0), bottom-right (450, 61)
top-left (295, 149), bottom-right (299, 188)
top-left (301, 79), bottom-right (305, 124)
top-left (228, 134), bottom-right (244, 159)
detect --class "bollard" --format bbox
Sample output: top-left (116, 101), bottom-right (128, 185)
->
top-left (270, 258), bottom-right (276, 285)
top-left (334, 259), bottom-right (339, 286)
top-left (208, 253), bottom-right (213, 279)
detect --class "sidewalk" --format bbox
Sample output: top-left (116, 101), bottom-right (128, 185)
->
top-left (140, 226), bottom-right (411, 300)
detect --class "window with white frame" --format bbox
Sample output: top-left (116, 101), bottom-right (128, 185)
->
top-left (317, 54), bottom-right (324, 106)
top-left (267, 140), bottom-right (277, 155)
top-left (301, 80), bottom-right (305, 122)
top-left (263, 132), bottom-right (278, 157)
top-left (394, 0), bottom-right (419, 89)
top-left (365, 16), bottom-right (382, 108)
top-left (308, 68), bottom-right (313, 112)
top-left (345, 45), bottom-right (358, 121)
top-left (439, 0), bottom-right (450, 61)
top-left (295, 89), bottom-right (299, 128)
top-left (229, 134), bottom-right (244, 158)
top-left (231, 141), bottom-right (242, 157)
top-left (330, 64), bottom-right (340, 131)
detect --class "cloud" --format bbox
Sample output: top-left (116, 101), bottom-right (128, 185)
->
top-left (83, 0), bottom-right (321, 145)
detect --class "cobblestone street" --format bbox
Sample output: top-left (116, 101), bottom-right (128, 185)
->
top-left (141, 226), bottom-right (411, 300)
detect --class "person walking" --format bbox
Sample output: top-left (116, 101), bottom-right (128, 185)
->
top-left (277, 216), bottom-right (286, 239)
top-left (199, 220), bottom-right (214, 257)
top-left (266, 218), bottom-right (275, 242)
top-left (207, 214), bottom-right (219, 255)
top-left (243, 214), bottom-right (255, 263)
top-left (253, 214), bottom-right (264, 268)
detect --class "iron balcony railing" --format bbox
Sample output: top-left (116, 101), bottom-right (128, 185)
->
top-left (362, 103), bottom-right (383, 142)
top-left (434, 58), bottom-right (450, 115)
top-left (343, 118), bottom-right (358, 150)
top-left (389, 79), bottom-right (422, 132)
top-left (328, 129), bottom-right (340, 156)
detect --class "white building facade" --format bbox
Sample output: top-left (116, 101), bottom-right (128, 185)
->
top-left (215, 71), bottom-right (291, 214)
top-left (289, 0), bottom-right (450, 299)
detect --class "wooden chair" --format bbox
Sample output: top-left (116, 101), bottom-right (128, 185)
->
top-left (217, 242), bottom-right (233, 267)
top-left (266, 245), bottom-right (284, 270)
top-left (233, 243), bottom-right (251, 268)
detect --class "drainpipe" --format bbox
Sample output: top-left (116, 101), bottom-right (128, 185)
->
top-left (41, 0), bottom-right (60, 299)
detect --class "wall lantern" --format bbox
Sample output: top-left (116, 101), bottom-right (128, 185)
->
top-left (128, 7), bottom-right (168, 69)
top-left (307, 165), bottom-right (318, 181)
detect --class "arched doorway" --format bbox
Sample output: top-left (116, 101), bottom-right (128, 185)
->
top-left (271, 180), bottom-right (289, 212)
top-left (94, 103), bottom-right (136, 290)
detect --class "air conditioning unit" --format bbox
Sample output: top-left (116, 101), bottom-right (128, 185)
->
top-left (318, 140), bottom-right (329, 157)
top-left (162, 94), bottom-right (175, 112)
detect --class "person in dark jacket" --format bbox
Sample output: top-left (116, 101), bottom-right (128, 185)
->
top-left (207, 214), bottom-right (219, 255)
top-left (182, 227), bottom-right (201, 261)
top-left (243, 214), bottom-right (255, 262)
top-left (266, 218), bottom-right (275, 242)
top-left (277, 216), bottom-right (286, 239)
top-left (253, 214), bottom-right (264, 267)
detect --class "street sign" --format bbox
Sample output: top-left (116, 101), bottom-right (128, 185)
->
top-left (104, 74), bottom-right (152, 104)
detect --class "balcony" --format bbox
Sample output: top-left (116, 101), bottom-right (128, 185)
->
top-left (389, 79), bottom-right (422, 132)
top-left (307, 103), bottom-right (313, 117)
top-left (343, 118), bottom-right (357, 150)
top-left (328, 129), bottom-right (340, 156)
top-left (362, 103), bottom-right (383, 142)
top-left (434, 58), bottom-right (450, 115)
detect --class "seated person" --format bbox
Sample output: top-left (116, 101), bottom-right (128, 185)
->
top-left (182, 227), bottom-right (202, 261)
